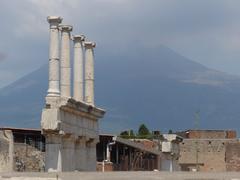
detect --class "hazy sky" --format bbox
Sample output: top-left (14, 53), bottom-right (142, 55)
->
top-left (1, 0), bottom-right (240, 88)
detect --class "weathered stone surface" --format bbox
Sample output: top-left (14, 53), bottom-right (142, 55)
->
top-left (59, 25), bottom-right (72, 98)
top-left (14, 143), bottom-right (45, 172)
top-left (73, 35), bottom-right (85, 102)
top-left (84, 41), bottom-right (96, 106)
top-left (226, 142), bottom-right (240, 171)
top-left (180, 130), bottom-right (236, 139)
top-left (41, 97), bottom-right (105, 172)
top-left (0, 130), bottom-right (13, 172)
top-left (42, 16), bottom-right (105, 172)
top-left (46, 16), bottom-right (62, 97)
top-left (179, 139), bottom-right (238, 171)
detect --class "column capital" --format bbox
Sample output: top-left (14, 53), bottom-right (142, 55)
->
top-left (47, 16), bottom-right (62, 28)
top-left (84, 41), bottom-right (96, 49)
top-left (73, 35), bottom-right (85, 42)
top-left (59, 25), bottom-right (73, 32)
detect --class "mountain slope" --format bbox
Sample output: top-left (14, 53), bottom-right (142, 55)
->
top-left (1, 44), bottom-right (240, 133)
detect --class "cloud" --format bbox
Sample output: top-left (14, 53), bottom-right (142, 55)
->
top-left (1, 0), bottom-right (240, 88)
top-left (0, 52), bottom-right (7, 62)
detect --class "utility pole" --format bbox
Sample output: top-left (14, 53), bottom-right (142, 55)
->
top-left (194, 110), bottom-right (200, 171)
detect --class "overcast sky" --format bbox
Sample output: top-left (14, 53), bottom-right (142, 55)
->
top-left (1, 0), bottom-right (240, 88)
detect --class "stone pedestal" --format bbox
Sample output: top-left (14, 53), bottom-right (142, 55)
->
top-left (41, 98), bottom-right (105, 172)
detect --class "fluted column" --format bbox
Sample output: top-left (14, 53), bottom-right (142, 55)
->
top-left (47, 16), bottom-right (62, 97)
top-left (59, 25), bottom-right (73, 98)
top-left (73, 35), bottom-right (85, 101)
top-left (84, 42), bottom-right (96, 105)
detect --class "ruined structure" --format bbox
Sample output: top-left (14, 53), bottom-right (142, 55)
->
top-left (96, 135), bottom-right (161, 171)
top-left (178, 130), bottom-right (239, 172)
top-left (160, 134), bottom-right (182, 171)
top-left (41, 16), bottom-right (105, 172)
top-left (0, 127), bottom-right (45, 172)
top-left (0, 129), bottom-right (13, 172)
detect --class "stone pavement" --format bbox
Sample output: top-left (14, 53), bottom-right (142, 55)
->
top-left (1, 172), bottom-right (240, 180)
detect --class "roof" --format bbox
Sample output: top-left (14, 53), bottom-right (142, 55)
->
top-left (113, 136), bottom-right (161, 155)
top-left (99, 134), bottom-right (115, 137)
top-left (0, 127), bottom-right (41, 132)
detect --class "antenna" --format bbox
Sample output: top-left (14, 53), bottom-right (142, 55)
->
top-left (194, 110), bottom-right (200, 171)
top-left (194, 110), bottom-right (200, 130)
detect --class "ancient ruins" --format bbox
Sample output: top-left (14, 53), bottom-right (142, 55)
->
top-left (41, 16), bottom-right (105, 172)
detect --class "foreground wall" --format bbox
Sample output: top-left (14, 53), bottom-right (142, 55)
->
top-left (1, 172), bottom-right (240, 180)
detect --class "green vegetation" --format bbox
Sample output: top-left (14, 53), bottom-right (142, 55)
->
top-left (119, 123), bottom-right (157, 139)
top-left (120, 129), bottom-right (135, 139)
top-left (138, 124), bottom-right (151, 139)
top-left (168, 129), bottom-right (173, 134)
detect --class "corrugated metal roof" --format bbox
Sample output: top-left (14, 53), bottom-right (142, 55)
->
top-left (0, 127), bottom-right (41, 132)
top-left (113, 136), bottom-right (161, 155)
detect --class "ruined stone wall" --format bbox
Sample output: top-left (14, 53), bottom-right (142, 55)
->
top-left (226, 131), bottom-right (237, 139)
top-left (14, 143), bottom-right (45, 172)
top-left (0, 138), bottom-right (9, 170)
top-left (179, 139), bottom-right (229, 171)
top-left (225, 141), bottom-right (240, 171)
top-left (185, 130), bottom-right (236, 139)
top-left (188, 131), bottom-right (225, 139)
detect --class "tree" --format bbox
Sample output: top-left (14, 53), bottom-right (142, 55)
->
top-left (129, 129), bottom-right (135, 137)
top-left (120, 129), bottom-right (135, 139)
top-left (120, 131), bottom-right (129, 136)
top-left (138, 124), bottom-right (150, 138)
top-left (168, 129), bottom-right (173, 134)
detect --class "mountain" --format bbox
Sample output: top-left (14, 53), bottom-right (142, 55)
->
top-left (1, 44), bottom-right (240, 134)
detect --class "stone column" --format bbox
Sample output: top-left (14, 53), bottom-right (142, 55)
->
top-left (73, 35), bottom-right (85, 101)
top-left (59, 25), bottom-right (73, 98)
top-left (47, 16), bottom-right (62, 97)
top-left (84, 42), bottom-right (96, 105)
